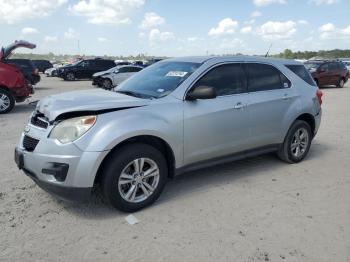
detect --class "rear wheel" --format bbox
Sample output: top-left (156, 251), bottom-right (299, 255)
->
top-left (337, 78), bottom-right (345, 88)
top-left (278, 120), bottom-right (312, 163)
top-left (101, 143), bottom-right (168, 212)
top-left (0, 89), bottom-right (15, 114)
top-left (314, 79), bottom-right (319, 87)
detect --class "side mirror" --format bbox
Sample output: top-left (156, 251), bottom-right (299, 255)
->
top-left (318, 68), bottom-right (325, 73)
top-left (186, 85), bottom-right (217, 101)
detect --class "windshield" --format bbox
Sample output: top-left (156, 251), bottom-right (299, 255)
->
top-left (115, 61), bottom-right (200, 98)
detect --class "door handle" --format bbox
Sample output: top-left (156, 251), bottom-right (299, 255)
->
top-left (233, 102), bottom-right (245, 109)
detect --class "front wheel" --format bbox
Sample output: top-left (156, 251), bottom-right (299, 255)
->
top-left (0, 89), bottom-right (15, 114)
top-left (65, 72), bottom-right (75, 81)
top-left (102, 79), bottom-right (113, 89)
top-left (277, 120), bottom-right (312, 163)
top-left (101, 143), bottom-right (168, 212)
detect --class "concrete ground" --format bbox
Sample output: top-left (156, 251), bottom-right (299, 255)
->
top-left (0, 76), bottom-right (349, 262)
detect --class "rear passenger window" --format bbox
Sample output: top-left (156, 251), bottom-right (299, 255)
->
top-left (328, 63), bottom-right (338, 71)
top-left (286, 65), bottom-right (316, 86)
top-left (193, 63), bottom-right (247, 96)
top-left (245, 63), bottom-right (288, 92)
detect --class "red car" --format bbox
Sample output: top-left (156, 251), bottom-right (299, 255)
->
top-left (0, 40), bottom-right (36, 114)
top-left (306, 60), bottom-right (349, 88)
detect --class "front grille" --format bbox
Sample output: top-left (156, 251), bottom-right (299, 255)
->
top-left (31, 112), bottom-right (49, 129)
top-left (23, 135), bottom-right (39, 152)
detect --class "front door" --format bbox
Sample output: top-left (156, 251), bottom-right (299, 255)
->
top-left (184, 63), bottom-right (251, 165)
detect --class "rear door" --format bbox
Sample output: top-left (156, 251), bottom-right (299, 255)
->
top-left (244, 63), bottom-right (296, 147)
top-left (317, 63), bottom-right (330, 86)
top-left (328, 62), bottom-right (340, 85)
top-left (184, 63), bottom-right (251, 165)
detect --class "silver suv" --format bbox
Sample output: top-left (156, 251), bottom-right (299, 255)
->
top-left (15, 56), bottom-right (323, 212)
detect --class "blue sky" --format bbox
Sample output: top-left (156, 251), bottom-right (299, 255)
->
top-left (0, 0), bottom-right (349, 56)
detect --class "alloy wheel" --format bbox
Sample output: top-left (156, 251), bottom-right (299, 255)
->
top-left (103, 79), bottom-right (112, 89)
top-left (118, 158), bottom-right (160, 203)
top-left (0, 93), bottom-right (10, 112)
top-left (291, 127), bottom-right (309, 158)
top-left (66, 73), bottom-right (75, 81)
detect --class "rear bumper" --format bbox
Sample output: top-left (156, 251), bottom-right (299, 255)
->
top-left (314, 109), bottom-right (322, 137)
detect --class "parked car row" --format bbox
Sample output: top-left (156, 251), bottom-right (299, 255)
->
top-left (304, 60), bottom-right (349, 88)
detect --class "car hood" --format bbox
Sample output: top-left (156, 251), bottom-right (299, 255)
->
top-left (0, 40), bottom-right (36, 60)
top-left (36, 89), bottom-right (149, 121)
top-left (93, 70), bottom-right (109, 78)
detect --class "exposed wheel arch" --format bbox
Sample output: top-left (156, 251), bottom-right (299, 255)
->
top-left (294, 113), bottom-right (315, 136)
top-left (94, 135), bottom-right (176, 186)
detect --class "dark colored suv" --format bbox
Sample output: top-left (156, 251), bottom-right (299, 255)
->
top-left (32, 60), bottom-right (53, 73)
top-left (58, 59), bottom-right (116, 81)
top-left (6, 59), bottom-right (41, 85)
top-left (307, 61), bottom-right (349, 88)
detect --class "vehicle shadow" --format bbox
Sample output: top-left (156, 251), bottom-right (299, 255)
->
top-left (9, 102), bottom-right (37, 115)
top-left (59, 143), bottom-right (329, 219)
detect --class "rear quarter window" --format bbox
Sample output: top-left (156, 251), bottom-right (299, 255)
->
top-left (285, 65), bottom-right (316, 86)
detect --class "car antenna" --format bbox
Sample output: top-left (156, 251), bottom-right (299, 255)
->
top-left (265, 43), bottom-right (273, 57)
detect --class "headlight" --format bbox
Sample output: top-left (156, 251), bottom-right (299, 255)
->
top-left (49, 115), bottom-right (97, 144)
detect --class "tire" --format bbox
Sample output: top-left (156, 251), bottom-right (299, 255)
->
top-left (314, 79), bottom-right (319, 87)
top-left (277, 120), bottom-right (312, 164)
top-left (0, 89), bottom-right (15, 114)
top-left (337, 78), bottom-right (345, 88)
top-left (101, 143), bottom-right (168, 212)
top-left (65, 72), bottom-right (75, 81)
top-left (102, 79), bottom-right (113, 90)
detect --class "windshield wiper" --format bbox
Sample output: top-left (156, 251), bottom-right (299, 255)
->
top-left (116, 90), bottom-right (156, 99)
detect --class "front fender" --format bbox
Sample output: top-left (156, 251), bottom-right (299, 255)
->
top-left (73, 104), bottom-right (184, 167)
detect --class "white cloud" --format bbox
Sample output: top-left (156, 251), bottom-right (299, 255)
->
top-left (209, 18), bottom-right (239, 37)
top-left (298, 20), bottom-right (309, 25)
top-left (187, 37), bottom-right (199, 42)
top-left (22, 27), bottom-right (39, 35)
top-left (220, 38), bottom-right (244, 49)
top-left (319, 23), bottom-right (350, 39)
top-left (98, 37), bottom-right (108, 42)
top-left (69, 0), bottom-right (145, 25)
top-left (253, 0), bottom-right (286, 6)
top-left (149, 29), bottom-right (175, 44)
top-left (64, 28), bottom-right (78, 40)
top-left (44, 36), bottom-right (58, 43)
top-left (251, 11), bottom-right (262, 17)
top-left (0, 0), bottom-right (67, 24)
top-left (258, 20), bottom-right (297, 40)
top-left (241, 26), bottom-right (253, 34)
top-left (140, 12), bottom-right (165, 29)
top-left (310, 0), bottom-right (337, 5)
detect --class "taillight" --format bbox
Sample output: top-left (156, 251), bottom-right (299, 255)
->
top-left (316, 89), bottom-right (323, 105)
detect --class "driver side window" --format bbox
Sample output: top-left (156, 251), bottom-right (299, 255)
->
top-left (193, 63), bottom-right (247, 96)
